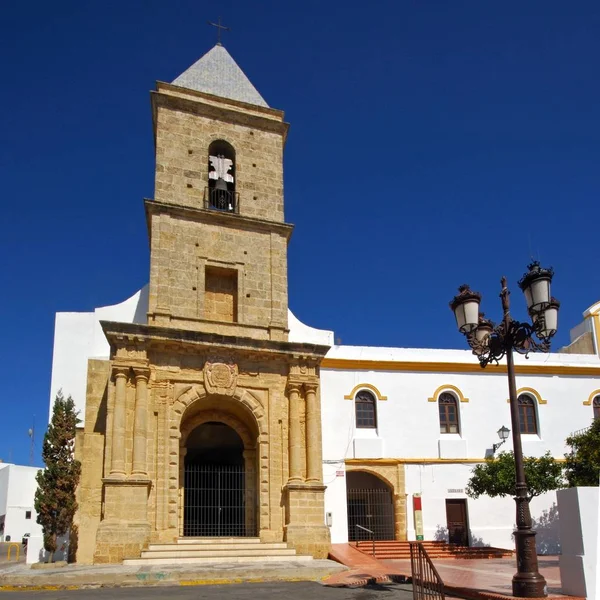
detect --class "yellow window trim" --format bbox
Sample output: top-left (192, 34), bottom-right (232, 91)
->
top-left (344, 383), bottom-right (387, 401)
top-left (583, 389), bottom-right (600, 406)
top-left (507, 387), bottom-right (547, 405)
top-left (428, 384), bottom-right (469, 403)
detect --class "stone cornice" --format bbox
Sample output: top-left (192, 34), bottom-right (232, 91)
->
top-left (100, 320), bottom-right (331, 362)
top-left (144, 199), bottom-right (294, 241)
top-left (151, 83), bottom-right (289, 142)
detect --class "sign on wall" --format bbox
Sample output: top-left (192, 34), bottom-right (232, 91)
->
top-left (413, 494), bottom-right (424, 541)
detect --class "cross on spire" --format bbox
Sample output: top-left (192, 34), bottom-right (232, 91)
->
top-left (208, 16), bottom-right (230, 46)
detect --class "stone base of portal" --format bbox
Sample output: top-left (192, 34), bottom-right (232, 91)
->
top-left (284, 483), bottom-right (331, 559)
top-left (93, 478), bottom-right (152, 564)
top-left (93, 520), bottom-right (151, 564)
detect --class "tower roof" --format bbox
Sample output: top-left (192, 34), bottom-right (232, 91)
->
top-left (171, 44), bottom-right (269, 108)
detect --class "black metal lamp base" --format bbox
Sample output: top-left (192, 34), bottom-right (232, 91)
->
top-left (512, 573), bottom-right (547, 598)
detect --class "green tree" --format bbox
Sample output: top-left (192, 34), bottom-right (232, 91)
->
top-left (466, 451), bottom-right (563, 502)
top-left (564, 419), bottom-right (600, 487)
top-left (34, 390), bottom-right (81, 562)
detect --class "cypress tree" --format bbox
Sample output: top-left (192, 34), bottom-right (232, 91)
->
top-left (34, 390), bottom-right (81, 562)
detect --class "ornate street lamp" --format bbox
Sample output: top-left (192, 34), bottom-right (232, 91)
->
top-left (450, 261), bottom-right (560, 598)
top-left (492, 425), bottom-right (510, 454)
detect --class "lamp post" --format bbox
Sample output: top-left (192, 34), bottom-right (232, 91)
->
top-left (450, 262), bottom-right (560, 598)
top-left (492, 425), bottom-right (510, 454)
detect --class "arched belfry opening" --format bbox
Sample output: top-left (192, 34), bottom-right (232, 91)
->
top-left (207, 140), bottom-right (237, 212)
top-left (179, 400), bottom-right (259, 538)
top-left (346, 471), bottom-right (395, 541)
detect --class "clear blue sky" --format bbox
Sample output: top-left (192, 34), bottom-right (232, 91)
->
top-left (1, 1), bottom-right (599, 466)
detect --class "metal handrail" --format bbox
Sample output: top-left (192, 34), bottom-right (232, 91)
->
top-left (409, 542), bottom-right (445, 600)
top-left (569, 425), bottom-right (591, 438)
top-left (355, 524), bottom-right (375, 556)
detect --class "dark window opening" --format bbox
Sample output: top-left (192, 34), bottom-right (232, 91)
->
top-left (207, 140), bottom-right (237, 212)
top-left (25, 511), bottom-right (31, 519)
top-left (593, 396), bottom-right (600, 421)
top-left (355, 390), bottom-right (376, 428)
top-left (518, 395), bottom-right (538, 434)
top-left (439, 392), bottom-right (459, 434)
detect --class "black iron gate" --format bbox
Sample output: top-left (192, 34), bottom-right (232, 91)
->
top-left (347, 488), bottom-right (395, 541)
top-left (184, 464), bottom-right (253, 537)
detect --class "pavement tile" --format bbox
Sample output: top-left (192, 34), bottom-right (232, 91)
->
top-left (324, 544), bottom-right (583, 600)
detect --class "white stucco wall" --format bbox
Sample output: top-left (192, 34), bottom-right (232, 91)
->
top-left (0, 464), bottom-right (43, 544)
top-left (557, 486), bottom-right (599, 598)
top-left (0, 464), bottom-right (9, 518)
top-left (49, 286), bottom-right (149, 425)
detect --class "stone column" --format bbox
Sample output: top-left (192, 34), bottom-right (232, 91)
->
top-left (109, 366), bottom-right (129, 478)
top-left (287, 383), bottom-right (303, 482)
top-left (132, 367), bottom-right (150, 477)
top-left (305, 383), bottom-right (322, 483)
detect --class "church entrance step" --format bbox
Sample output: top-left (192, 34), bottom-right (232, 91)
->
top-left (176, 537), bottom-right (261, 544)
top-left (123, 537), bottom-right (309, 565)
top-left (149, 542), bottom-right (288, 552)
top-left (141, 547), bottom-right (296, 559)
top-left (123, 554), bottom-right (313, 566)
top-left (353, 541), bottom-right (513, 559)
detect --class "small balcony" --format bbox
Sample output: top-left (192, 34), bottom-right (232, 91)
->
top-left (204, 187), bottom-right (240, 214)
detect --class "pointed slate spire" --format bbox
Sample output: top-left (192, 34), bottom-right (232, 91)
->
top-left (171, 45), bottom-right (269, 108)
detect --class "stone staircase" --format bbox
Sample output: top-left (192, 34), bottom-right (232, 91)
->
top-left (353, 540), bottom-right (513, 560)
top-left (123, 537), bottom-right (312, 566)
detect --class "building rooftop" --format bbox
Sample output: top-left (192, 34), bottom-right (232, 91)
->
top-left (171, 44), bottom-right (269, 108)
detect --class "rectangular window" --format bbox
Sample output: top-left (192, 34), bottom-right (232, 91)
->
top-left (204, 266), bottom-right (238, 323)
top-left (25, 511), bottom-right (31, 519)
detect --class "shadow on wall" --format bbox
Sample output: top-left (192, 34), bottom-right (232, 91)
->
top-left (531, 502), bottom-right (561, 555)
top-left (433, 525), bottom-right (490, 547)
top-left (433, 525), bottom-right (448, 542)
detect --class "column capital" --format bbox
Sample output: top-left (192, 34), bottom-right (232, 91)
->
top-left (133, 366), bottom-right (151, 381)
top-left (112, 365), bottom-right (130, 379)
top-left (287, 381), bottom-right (303, 395)
top-left (304, 382), bottom-right (318, 394)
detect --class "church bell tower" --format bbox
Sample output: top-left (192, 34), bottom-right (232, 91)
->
top-left (89, 44), bottom-right (331, 563)
top-left (147, 44), bottom-right (290, 342)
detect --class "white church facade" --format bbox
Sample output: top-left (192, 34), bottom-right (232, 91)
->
top-left (47, 43), bottom-right (600, 561)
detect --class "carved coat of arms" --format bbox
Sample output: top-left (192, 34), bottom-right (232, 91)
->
top-left (204, 357), bottom-right (238, 396)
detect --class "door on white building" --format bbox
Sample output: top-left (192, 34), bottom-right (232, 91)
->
top-left (346, 471), bottom-right (395, 541)
top-left (445, 499), bottom-right (469, 546)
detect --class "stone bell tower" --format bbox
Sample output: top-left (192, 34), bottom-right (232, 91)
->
top-left (147, 44), bottom-right (291, 341)
top-left (85, 44), bottom-right (331, 563)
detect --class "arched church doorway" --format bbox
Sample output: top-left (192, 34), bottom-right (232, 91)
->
top-left (346, 471), bottom-right (395, 541)
top-left (183, 421), bottom-right (254, 537)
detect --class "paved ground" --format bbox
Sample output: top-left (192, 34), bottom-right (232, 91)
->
top-left (0, 580), bottom-right (414, 599)
top-left (384, 556), bottom-right (564, 597)
top-left (0, 559), bottom-right (346, 590)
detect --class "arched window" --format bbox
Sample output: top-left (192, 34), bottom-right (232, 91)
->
top-left (439, 392), bottom-right (459, 434)
top-left (518, 394), bottom-right (539, 434)
top-left (593, 395), bottom-right (600, 421)
top-left (207, 140), bottom-right (236, 212)
top-left (355, 390), bottom-right (376, 429)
